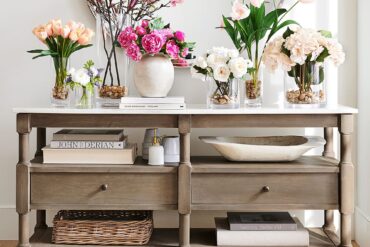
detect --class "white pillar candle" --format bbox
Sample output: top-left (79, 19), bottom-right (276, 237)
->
top-left (148, 143), bottom-right (164, 166)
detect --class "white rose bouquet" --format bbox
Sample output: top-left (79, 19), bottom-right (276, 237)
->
top-left (191, 47), bottom-right (252, 106)
top-left (67, 60), bottom-right (103, 107)
top-left (262, 27), bottom-right (345, 104)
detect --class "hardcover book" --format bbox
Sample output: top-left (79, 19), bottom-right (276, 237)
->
top-left (121, 96), bottom-right (185, 104)
top-left (216, 217), bottom-right (309, 246)
top-left (42, 143), bottom-right (137, 165)
top-left (119, 103), bottom-right (186, 110)
top-left (50, 137), bottom-right (127, 150)
top-left (227, 212), bottom-right (297, 231)
top-left (53, 129), bottom-right (124, 141)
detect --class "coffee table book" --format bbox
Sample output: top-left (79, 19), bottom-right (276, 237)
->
top-left (42, 143), bottom-right (137, 164)
top-left (216, 217), bottom-right (309, 246)
top-left (53, 129), bottom-right (125, 141)
top-left (227, 212), bottom-right (297, 231)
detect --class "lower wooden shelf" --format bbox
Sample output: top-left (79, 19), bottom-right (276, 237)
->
top-left (30, 227), bottom-right (340, 247)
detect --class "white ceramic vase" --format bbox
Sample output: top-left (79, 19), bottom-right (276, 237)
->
top-left (134, 54), bottom-right (174, 98)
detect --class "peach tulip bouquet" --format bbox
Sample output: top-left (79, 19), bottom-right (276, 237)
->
top-left (28, 19), bottom-right (94, 101)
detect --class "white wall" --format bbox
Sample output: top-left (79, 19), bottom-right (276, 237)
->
top-left (356, 0), bottom-right (370, 245)
top-left (0, 0), bottom-right (356, 240)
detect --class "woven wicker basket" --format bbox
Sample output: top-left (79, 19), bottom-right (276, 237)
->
top-left (52, 211), bottom-right (153, 245)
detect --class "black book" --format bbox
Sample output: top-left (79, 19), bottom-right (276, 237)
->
top-left (227, 212), bottom-right (297, 231)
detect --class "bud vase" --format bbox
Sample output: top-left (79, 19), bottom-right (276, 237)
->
top-left (285, 62), bottom-right (326, 107)
top-left (207, 77), bottom-right (240, 109)
top-left (51, 56), bottom-right (70, 107)
top-left (73, 86), bottom-right (95, 109)
top-left (245, 66), bottom-right (263, 107)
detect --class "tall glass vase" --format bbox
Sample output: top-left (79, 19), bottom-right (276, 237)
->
top-left (95, 10), bottom-right (130, 107)
top-left (51, 56), bottom-right (70, 107)
top-left (245, 66), bottom-right (263, 107)
top-left (207, 77), bottom-right (240, 109)
top-left (285, 62), bottom-right (327, 107)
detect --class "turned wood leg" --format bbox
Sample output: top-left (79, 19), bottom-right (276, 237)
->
top-left (17, 114), bottom-right (31, 247)
top-left (34, 128), bottom-right (48, 230)
top-left (178, 116), bottom-right (191, 247)
top-left (18, 213), bottom-right (30, 247)
top-left (323, 127), bottom-right (336, 232)
top-left (339, 115), bottom-right (354, 247)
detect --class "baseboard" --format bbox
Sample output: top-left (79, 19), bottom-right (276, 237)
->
top-left (355, 207), bottom-right (370, 246)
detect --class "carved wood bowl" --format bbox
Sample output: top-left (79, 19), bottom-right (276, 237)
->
top-left (199, 136), bottom-right (326, 162)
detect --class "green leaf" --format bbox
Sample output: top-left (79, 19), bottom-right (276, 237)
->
top-left (276, 20), bottom-right (300, 34)
top-left (222, 16), bottom-right (241, 50)
top-left (316, 47), bottom-right (330, 63)
top-left (282, 27), bottom-right (295, 39)
top-left (319, 66), bottom-right (325, 84)
top-left (149, 18), bottom-right (166, 30)
top-left (27, 49), bottom-right (45, 54)
top-left (319, 30), bottom-right (332, 38)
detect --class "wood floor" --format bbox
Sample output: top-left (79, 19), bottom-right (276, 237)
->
top-left (0, 240), bottom-right (361, 247)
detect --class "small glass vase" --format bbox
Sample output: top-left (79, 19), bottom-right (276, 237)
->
top-left (245, 67), bottom-right (263, 107)
top-left (207, 77), bottom-right (240, 109)
top-left (73, 86), bottom-right (95, 109)
top-left (51, 56), bottom-right (70, 107)
top-left (285, 62), bottom-right (326, 107)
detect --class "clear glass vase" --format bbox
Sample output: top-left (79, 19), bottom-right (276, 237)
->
top-left (51, 56), bottom-right (70, 107)
top-left (285, 62), bottom-right (326, 107)
top-left (207, 77), bottom-right (240, 109)
top-left (245, 66), bottom-right (263, 107)
top-left (73, 86), bottom-right (95, 109)
top-left (95, 10), bottom-right (130, 106)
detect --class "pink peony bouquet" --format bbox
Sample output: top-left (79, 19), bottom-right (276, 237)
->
top-left (118, 18), bottom-right (195, 61)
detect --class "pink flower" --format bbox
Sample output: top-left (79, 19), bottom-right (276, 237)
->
top-left (181, 47), bottom-right (189, 57)
top-left (49, 19), bottom-right (63, 36)
top-left (32, 25), bottom-right (49, 43)
top-left (174, 31), bottom-right (185, 42)
top-left (166, 40), bottom-right (180, 59)
top-left (170, 0), bottom-right (184, 7)
top-left (141, 20), bottom-right (149, 28)
top-left (126, 43), bottom-right (142, 61)
top-left (78, 29), bottom-right (94, 45)
top-left (230, 0), bottom-right (250, 20)
top-left (250, 0), bottom-right (264, 8)
top-left (136, 26), bottom-right (146, 36)
top-left (153, 29), bottom-right (173, 44)
top-left (118, 26), bottom-right (135, 48)
top-left (129, 32), bottom-right (138, 41)
top-left (142, 33), bottom-right (164, 54)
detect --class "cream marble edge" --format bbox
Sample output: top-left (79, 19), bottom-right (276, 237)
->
top-left (13, 104), bottom-right (358, 115)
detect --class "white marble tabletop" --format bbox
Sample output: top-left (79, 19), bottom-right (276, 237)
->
top-left (13, 104), bottom-right (358, 115)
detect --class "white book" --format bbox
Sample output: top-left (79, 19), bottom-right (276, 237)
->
top-left (120, 103), bottom-right (186, 110)
top-left (42, 143), bottom-right (137, 165)
top-left (50, 139), bottom-right (127, 149)
top-left (121, 97), bottom-right (185, 104)
top-left (216, 217), bottom-right (309, 246)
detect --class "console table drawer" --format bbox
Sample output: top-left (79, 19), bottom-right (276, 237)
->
top-left (31, 173), bottom-right (177, 206)
top-left (192, 173), bottom-right (338, 206)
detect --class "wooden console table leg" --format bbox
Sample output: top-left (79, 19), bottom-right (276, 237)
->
top-left (178, 116), bottom-right (191, 247)
top-left (323, 127), bottom-right (336, 232)
top-left (35, 128), bottom-right (48, 230)
top-left (339, 115), bottom-right (354, 247)
top-left (16, 114), bottom-right (31, 247)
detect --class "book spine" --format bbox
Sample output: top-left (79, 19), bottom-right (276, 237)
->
top-left (120, 104), bottom-right (186, 110)
top-left (53, 133), bottom-right (124, 141)
top-left (121, 98), bottom-right (185, 104)
top-left (50, 141), bottom-right (125, 149)
top-left (229, 224), bottom-right (297, 231)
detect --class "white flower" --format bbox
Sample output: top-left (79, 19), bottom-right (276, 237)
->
top-left (90, 66), bottom-right (99, 77)
top-left (211, 47), bottom-right (229, 57)
top-left (230, 0), bottom-right (250, 21)
top-left (311, 46), bottom-right (324, 61)
top-left (326, 38), bottom-right (345, 66)
top-left (195, 56), bottom-right (207, 69)
top-left (228, 57), bottom-right (249, 78)
top-left (228, 49), bottom-right (239, 59)
top-left (263, 37), bottom-right (295, 72)
top-left (250, 0), bottom-right (265, 8)
top-left (191, 67), bottom-right (207, 81)
top-left (213, 63), bottom-right (231, 82)
top-left (206, 53), bottom-right (228, 69)
top-left (68, 68), bottom-right (76, 76)
top-left (72, 69), bottom-right (90, 86)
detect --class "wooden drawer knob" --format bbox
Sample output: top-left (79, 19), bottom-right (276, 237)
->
top-left (101, 184), bottom-right (109, 191)
top-left (262, 186), bottom-right (270, 192)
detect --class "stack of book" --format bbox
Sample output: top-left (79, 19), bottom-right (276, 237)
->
top-left (215, 212), bottom-right (309, 246)
top-left (120, 97), bottom-right (186, 110)
top-left (43, 129), bottom-right (137, 164)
